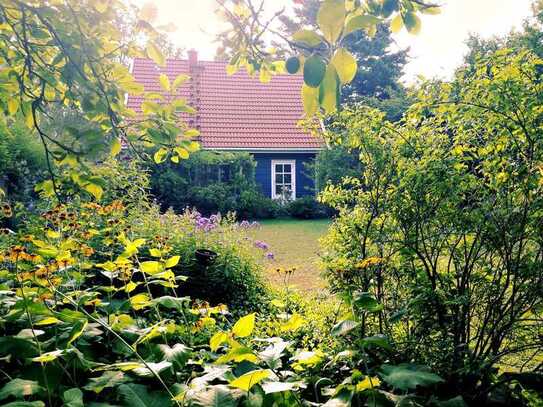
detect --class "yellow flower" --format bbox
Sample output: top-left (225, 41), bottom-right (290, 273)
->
top-left (355, 376), bottom-right (381, 392)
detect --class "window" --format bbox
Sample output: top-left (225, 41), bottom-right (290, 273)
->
top-left (271, 160), bottom-right (296, 200)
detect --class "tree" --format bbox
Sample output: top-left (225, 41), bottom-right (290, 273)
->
top-left (320, 49), bottom-right (543, 400)
top-left (279, 0), bottom-right (408, 103)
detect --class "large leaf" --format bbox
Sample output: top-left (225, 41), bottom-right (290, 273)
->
top-left (229, 369), bottom-right (269, 391)
top-left (84, 371), bottom-right (130, 394)
top-left (117, 384), bottom-right (170, 407)
top-left (292, 30), bottom-right (323, 47)
top-left (0, 379), bottom-right (44, 401)
top-left (302, 84), bottom-right (319, 116)
top-left (319, 64), bottom-right (340, 114)
top-left (343, 15), bottom-right (380, 37)
top-left (157, 343), bottom-right (191, 369)
top-left (189, 385), bottom-right (237, 407)
top-left (379, 364), bottom-right (444, 391)
top-left (146, 42), bottom-right (165, 67)
top-left (232, 313), bottom-right (255, 338)
top-left (317, 0), bottom-right (346, 44)
top-left (402, 11), bottom-right (421, 35)
top-left (258, 338), bottom-right (290, 369)
top-left (353, 292), bottom-right (383, 312)
top-left (331, 48), bottom-right (357, 84)
top-left (331, 319), bottom-right (359, 336)
top-left (2, 402), bottom-right (45, 407)
top-left (303, 56), bottom-right (327, 88)
top-left (63, 388), bottom-right (84, 407)
top-left (285, 56), bottom-right (301, 74)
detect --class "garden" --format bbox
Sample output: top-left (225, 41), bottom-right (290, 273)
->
top-left (0, 0), bottom-right (542, 406)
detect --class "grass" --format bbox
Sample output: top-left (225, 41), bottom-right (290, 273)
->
top-left (250, 218), bottom-right (331, 291)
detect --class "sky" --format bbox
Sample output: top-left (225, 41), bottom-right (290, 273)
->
top-left (131, 0), bottom-right (535, 82)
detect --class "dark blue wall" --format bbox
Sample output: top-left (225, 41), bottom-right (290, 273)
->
top-left (252, 152), bottom-right (316, 198)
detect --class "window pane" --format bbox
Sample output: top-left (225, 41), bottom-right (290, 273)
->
top-left (275, 164), bottom-right (283, 173)
top-left (275, 174), bottom-right (283, 183)
top-left (276, 184), bottom-right (284, 194)
top-left (284, 174), bottom-right (291, 183)
top-left (283, 164), bottom-right (291, 173)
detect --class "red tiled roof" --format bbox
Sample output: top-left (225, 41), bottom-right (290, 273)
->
top-left (127, 57), bottom-right (323, 150)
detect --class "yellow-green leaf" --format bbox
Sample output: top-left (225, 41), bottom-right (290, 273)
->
top-left (7, 98), bottom-right (19, 115)
top-left (210, 331), bottom-right (229, 352)
top-left (302, 84), bottom-right (319, 116)
top-left (229, 369), bottom-right (269, 391)
top-left (130, 293), bottom-right (151, 310)
top-left (159, 74), bottom-right (170, 91)
top-left (84, 183), bottom-right (103, 201)
top-left (344, 15), bottom-right (381, 37)
top-left (317, 0), bottom-right (346, 44)
top-left (111, 138), bottom-right (122, 157)
top-left (356, 376), bottom-right (381, 391)
top-left (174, 147), bottom-right (189, 160)
top-left (154, 148), bottom-right (168, 164)
top-left (172, 74), bottom-right (190, 90)
top-left (146, 41), bottom-right (165, 67)
top-left (331, 48), bottom-right (357, 84)
top-left (164, 256), bottom-right (180, 268)
top-left (292, 30), bottom-right (323, 47)
top-left (232, 313), bottom-right (255, 338)
top-left (403, 12), bottom-right (421, 35)
top-left (32, 350), bottom-right (64, 363)
top-left (390, 14), bottom-right (404, 33)
top-left (280, 313), bottom-right (305, 332)
top-left (421, 6), bottom-right (441, 15)
top-left (35, 317), bottom-right (62, 326)
top-left (149, 248), bottom-right (162, 257)
top-left (140, 261), bottom-right (162, 275)
top-left (184, 129), bottom-right (200, 137)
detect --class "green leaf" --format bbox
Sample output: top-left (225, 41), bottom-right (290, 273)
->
top-left (285, 56), bottom-right (301, 74)
top-left (157, 343), bottom-right (191, 369)
top-left (216, 346), bottom-right (257, 364)
top-left (302, 84), bottom-right (319, 116)
top-left (158, 74), bottom-right (170, 91)
top-left (0, 379), bottom-right (44, 401)
top-left (359, 335), bottom-right (392, 351)
top-left (232, 313), bottom-right (255, 338)
top-left (189, 385), bottom-right (237, 407)
top-left (317, 0), bottom-right (346, 44)
top-left (403, 11), bottom-right (421, 35)
top-left (331, 48), bottom-right (357, 84)
top-left (292, 30), bottom-right (323, 47)
top-left (319, 64), bottom-right (340, 114)
top-left (130, 293), bottom-right (152, 310)
top-left (2, 402), bottom-right (45, 407)
top-left (84, 371), bottom-right (129, 394)
top-left (353, 292), bottom-right (383, 312)
top-left (63, 388), bottom-right (84, 407)
top-left (331, 319), bottom-right (359, 336)
top-left (303, 55), bottom-right (327, 88)
top-left (343, 15), bottom-right (381, 37)
top-left (146, 42), bottom-right (165, 67)
top-left (379, 364), bottom-right (444, 391)
top-left (421, 6), bottom-right (441, 15)
top-left (118, 384), bottom-right (170, 407)
top-left (67, 319), bottom-right (88, 345)
top-left (152, 296), bottom-right (189, 312)
top-left (229, 369), bottom-right (269, 391)
top-left (149, 248), bottom-right (162, 257)
top-left (435, 396), bottom-right (468, 407)
top-left (164, 256), bottom-right (180, 268)
top-left (140, 261), bottom-right (162, 275)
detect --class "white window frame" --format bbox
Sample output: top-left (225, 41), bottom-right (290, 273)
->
top-left (271, 159), bottom-right (296, 200)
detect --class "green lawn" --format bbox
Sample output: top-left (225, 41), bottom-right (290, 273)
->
top-left (250, 218), bottom-right (331, 290)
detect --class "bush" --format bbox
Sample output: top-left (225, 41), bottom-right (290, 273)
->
top-left (286, 196), bottom-right (332, 219)
top-left (320, 49), bottom-right (543, 401)
top-left (129, 206), bottom-right (268, 312)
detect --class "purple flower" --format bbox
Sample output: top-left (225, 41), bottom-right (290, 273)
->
top-left (265, 252), bottom-right (275, 260)
top-left (254, 240), bottom-right (269, 250)
top-left (240, 220), bottom-right (251, 228)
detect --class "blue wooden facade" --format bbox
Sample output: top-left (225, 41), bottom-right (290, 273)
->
top-left (252, 152), bottom-right (316, 199)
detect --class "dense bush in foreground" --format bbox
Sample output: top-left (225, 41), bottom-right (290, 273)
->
top-left (320, 49), bottom-right (543, 404)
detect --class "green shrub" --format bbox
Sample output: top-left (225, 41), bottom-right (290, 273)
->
top-left (286, 196), bottom-right (332, 219)
top-left (130, 206), bottom-right (269, 312)
top-left (320, 49), bottom-right (543, 396)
